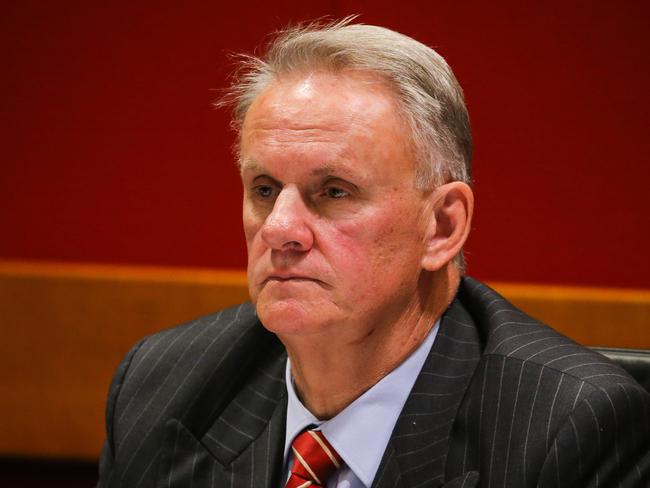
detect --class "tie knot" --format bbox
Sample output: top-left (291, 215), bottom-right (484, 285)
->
top-left (286, 429), bottom-right (342, 487)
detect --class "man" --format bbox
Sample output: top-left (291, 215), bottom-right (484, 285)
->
top-left (98, 20), bottom-right (650, 487)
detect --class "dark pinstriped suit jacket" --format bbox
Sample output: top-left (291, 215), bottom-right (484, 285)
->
top-left (98, 278), bottom-right (650, 487)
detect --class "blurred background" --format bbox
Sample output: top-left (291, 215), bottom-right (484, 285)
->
top-left (1, 1), bottom-right (648, 485)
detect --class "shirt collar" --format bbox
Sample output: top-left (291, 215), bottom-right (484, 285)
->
top-left (284, 320), bottom-right (439, 487)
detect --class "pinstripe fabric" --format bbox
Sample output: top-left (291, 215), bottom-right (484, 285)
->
top-left (99, 303), bottom-right (288, 488)
top-left (442, 278), bottom-right (650, 487)
top-left (99, 278), bottom-right (650, 487)
top-left (372, 296), bottom-right (482, 488)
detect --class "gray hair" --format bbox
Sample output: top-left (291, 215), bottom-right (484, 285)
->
top-left (220, 18), bottom-right (472, 269)
top-left (220, 17), bottom-right (472, 189)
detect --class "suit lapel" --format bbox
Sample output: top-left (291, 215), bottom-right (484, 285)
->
top-left (158, 330), bottom-right (288, 488)
top-left (201, 340), bottom-right (288, 488)
top-left (372, 296), bottom-right (482, 488)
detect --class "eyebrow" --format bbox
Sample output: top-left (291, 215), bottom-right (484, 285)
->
top-left (310, 165), bottom-right (338, 177)
top-left (239, 158), bottom-right (261, 174)
top-left (240, 159), bottom-right (360, 181)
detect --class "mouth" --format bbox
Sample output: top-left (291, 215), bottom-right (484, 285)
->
top-left (266, 275), bottom-right (318, 283)
top-left (261, 274), bottom-right (327, 287)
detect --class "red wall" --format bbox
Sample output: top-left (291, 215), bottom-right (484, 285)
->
top-left (2, 1), bottom-right (649, 288)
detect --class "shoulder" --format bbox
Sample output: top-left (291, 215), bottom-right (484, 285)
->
top-left (101, 302), bottom-right (284, 473)
top-left (458, 277), bottom-right (639, 391)
top-left (109, 301), bottom-right (279, 415)
top-left (109, 303), bottom-right (266, 405)
top-left (453, 277), bottom-right (650, 485)
top-left (123, 302), bottom-right (261, 372)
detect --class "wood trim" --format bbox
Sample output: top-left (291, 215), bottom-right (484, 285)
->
top-left (0, 260), bottom-right (249, 460)
top-left (1, 260), bottom-right (648, 460)
top-left (0, 259), bottom-right (249, 285)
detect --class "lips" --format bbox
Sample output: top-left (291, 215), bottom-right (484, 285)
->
top-left (265, 275), bottom-right (318, 283)
top-left (260, 271), bottom-right (326, 287)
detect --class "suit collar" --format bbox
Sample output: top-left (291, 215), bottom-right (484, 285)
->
top-left (372, 291), bottom-right (483, 488)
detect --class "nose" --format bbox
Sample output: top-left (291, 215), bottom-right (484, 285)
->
top-left (260, 186), bottom-right (314, 251)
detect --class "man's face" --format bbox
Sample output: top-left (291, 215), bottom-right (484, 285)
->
top-left (241, 70), bottom-right (432, 341)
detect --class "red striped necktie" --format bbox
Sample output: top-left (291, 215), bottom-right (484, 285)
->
top-left (285, 429), bottom-right (343, 488)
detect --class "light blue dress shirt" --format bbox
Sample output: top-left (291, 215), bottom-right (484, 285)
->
top-left (283, 320), bottom-right (440, 488)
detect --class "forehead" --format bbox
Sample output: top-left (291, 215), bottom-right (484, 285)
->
top-left (239, 70), bottom-right (415, 175)
top-left (245, 70), bottom-right (397, 123)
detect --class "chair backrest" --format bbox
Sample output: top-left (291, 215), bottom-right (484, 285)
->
top-left (593, 347), bottom-right (650, 393)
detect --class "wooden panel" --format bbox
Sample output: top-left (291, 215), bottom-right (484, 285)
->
top-left (0, 260), bottom-right (249, 460)
top-left (0, 260), bottom-right (648, 460)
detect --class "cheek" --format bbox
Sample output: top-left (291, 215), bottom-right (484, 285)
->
top-left (325, 206), bottom-right (424, 281)
top-left (242, 206), bottom-right (264, 252)
top-left (242, 208), bottom-right (267, 297)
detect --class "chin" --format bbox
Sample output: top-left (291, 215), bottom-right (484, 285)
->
top-left (255, 297), bottom-right (334, 337)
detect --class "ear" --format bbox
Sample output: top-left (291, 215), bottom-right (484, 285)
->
top-left (421, 182), bottom-right (474, 272)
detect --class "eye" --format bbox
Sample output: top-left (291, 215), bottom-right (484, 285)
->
top-left (254, 185), bottom-right (275, 198)
top-left (324, 186), bottom-right (349, 199)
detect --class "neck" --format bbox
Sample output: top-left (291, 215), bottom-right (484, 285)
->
top-left (282, 267), bottom-right (460, 419)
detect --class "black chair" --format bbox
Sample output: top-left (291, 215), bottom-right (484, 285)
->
top-left (593, 347), bottom-right (650, 393)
